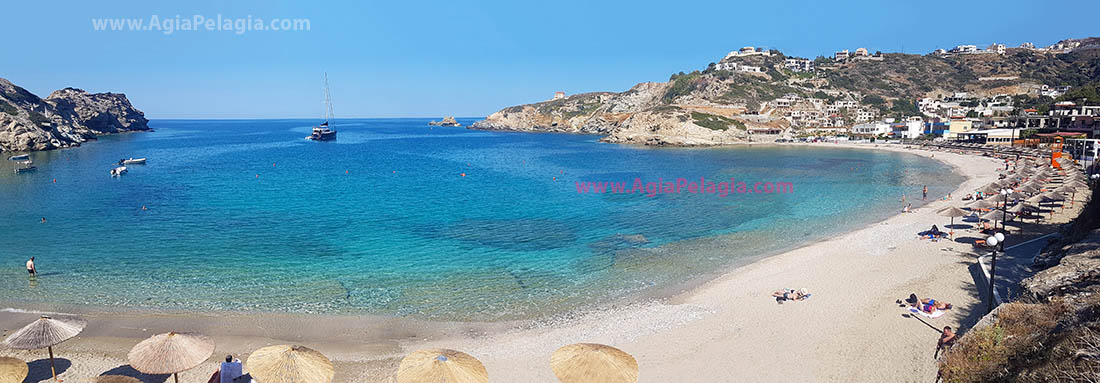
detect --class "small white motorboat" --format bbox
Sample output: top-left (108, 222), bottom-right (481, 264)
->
top-left (121, 157), bottom-right (147, 165)
top-left (110, 166), bottom-right (128, 177)
top-left (8, 154), bottom-right (29, 161)
top-left (14, 165), bottom-right (36, 174)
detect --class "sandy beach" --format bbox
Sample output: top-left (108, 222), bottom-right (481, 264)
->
top-left (0, 144), bottom-right (1079, 382)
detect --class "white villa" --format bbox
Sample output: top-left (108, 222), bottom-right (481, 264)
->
top-left (784, 58), bottom-right (814, 72)
top-left (725, 46), bottom-right (772, 59)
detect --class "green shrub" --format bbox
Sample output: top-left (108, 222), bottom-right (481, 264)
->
top-left (27, 110), bottom-right (50, 126)
top-left (0, 100), bottom-right (17, 116)
top-left (690, 111), bottom-right (740, 131)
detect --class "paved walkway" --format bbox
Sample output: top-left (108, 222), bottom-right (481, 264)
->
top-left (984, 233), bottom-right (1058, 300)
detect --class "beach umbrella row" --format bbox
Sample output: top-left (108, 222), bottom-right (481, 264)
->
top-left (1, 314), bottom-right (632, 383)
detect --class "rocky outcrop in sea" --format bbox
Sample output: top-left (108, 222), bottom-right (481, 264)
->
top-left (0, 77), bottom-right (149, 152)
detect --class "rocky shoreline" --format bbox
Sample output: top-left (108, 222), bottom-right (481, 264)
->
top-left (0, 77), bottom-right (149, 152)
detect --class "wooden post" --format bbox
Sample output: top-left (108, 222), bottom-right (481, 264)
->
top-left (48, 345), bottom-right (57, 381)
top-left (174, 373), bottom-right (179, 383)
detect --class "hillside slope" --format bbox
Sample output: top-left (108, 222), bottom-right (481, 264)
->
top-left (472, 37), bottom-right (1100, 146)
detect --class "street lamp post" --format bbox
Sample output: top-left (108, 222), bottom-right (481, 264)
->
top-left (985, 232), bottom-right (1005, 314)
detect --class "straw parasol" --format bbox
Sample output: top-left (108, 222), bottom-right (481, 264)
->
top-left (965, 199), bottom-right (996, 210)
top-left (128, 332), bottom-right (214, 383)
top-left (91, 376), bottom-right (142, 383)
top-left (1043, 191), bottom-right (1066, 201)
top-left (1006, 203), bottom-right (1038, 218)
top-left (976, 183), bottom-right (1002, 195)
top-left (551, 343), bottom-right (638, 383)
top-left (1017, 184), bottom-right (1040, 194)
top-left (0, 357), bottom-right (27, 383)
top-left (937, 206), bottom-right (970, 235)
top-left (1, 315), bottom-right (86, 381)
top-left (979, 209), bottom-right (1014, 227)
top-left (396, 348), bottom-right (487, 383)
top-left (247, 344), bottom-right (334, 383)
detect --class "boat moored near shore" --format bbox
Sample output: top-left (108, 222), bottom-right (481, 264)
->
top-left (306, 73), bottom-right (338, 142)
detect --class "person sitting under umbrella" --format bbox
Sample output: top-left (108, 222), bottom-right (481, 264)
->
top-left (209, 355), bottom-right (244, 383)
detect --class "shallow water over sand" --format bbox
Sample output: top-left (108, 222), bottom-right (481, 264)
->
top-left (0, 119), bottom-right (962, 320)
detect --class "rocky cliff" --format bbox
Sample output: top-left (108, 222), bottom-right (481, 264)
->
top-left (0, 77), bottom-right (149, 152)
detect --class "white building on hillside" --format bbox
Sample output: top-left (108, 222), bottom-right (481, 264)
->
top-left (784, 58), bottom-right (814, 72)
top-left (715, 62), bottom-right (762, 73)
top-left (725, 46), bottom-right (773, 59)
top-left (950, 45), bottom-right (979, 54)
top-left (835, 49), bottom-right (850, 61)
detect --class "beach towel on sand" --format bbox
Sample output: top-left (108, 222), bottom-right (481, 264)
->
top-left (904, 306), bottom-right (945, 318)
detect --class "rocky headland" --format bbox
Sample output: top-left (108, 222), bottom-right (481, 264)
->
top-left (0, 77), bottom-right (149, 152)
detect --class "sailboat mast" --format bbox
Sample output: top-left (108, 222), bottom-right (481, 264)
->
top-left (322, 73), bottom-right (334, 126)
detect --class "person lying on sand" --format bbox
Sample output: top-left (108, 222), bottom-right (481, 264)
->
top-left (773, 288), bottom-right (810, 303)
top-left (903, 294), bottom-right (952, 313)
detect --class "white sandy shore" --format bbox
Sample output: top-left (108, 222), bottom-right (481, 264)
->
top-left (0, 144), bottom-right (1077, 382)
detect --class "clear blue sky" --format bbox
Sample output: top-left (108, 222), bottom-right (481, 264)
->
top-left (3, 0), bottom-right (1098, 119)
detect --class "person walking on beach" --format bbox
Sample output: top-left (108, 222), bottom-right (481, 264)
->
top-left (922, 185), bottom-right (928, 200)
top-left (26, 257), bottom-right (36, 278)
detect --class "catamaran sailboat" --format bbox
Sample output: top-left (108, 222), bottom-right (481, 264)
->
top-left (307, 73), bottom-right (337, 141)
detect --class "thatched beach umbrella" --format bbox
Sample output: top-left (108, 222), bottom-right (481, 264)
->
top-left (1017, 184), bottom-right (1041, 194)
top-left (247, 344), bottom-right (334, 383)
top-left (396, 348), bottom-right (487, 383)
top-left (937, 206), bottom-right (970, 235)
top-left (128, 332), bottom-right (214, 383)
top-left (551, 343), bottom-right (638, 383)
top-left (1006, 203), bottom-right (1037, 218)
top-left (977, 183), bottom-right (1002, 195)
top-left (1, 315), bottom-right (86, 381)
top-left (979, 209), bottom-right (1014, 229)
top-left (965, 199), bottom-right (996, 210)
top-left (0, 357), bottom-right (27, 383)
top-left (91, 375), bottom-right (142, 383)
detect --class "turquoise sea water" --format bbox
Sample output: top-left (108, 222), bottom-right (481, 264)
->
top-left (0, 119), bottom-right (962, 320)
